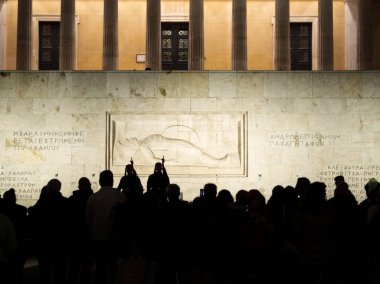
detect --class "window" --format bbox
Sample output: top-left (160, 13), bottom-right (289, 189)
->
top-left (161, 22), bottom-right (189, 70)
top-left (290, 23), bottom-right (312, 70)
top-left (39, 21), bottom-right (60, 70)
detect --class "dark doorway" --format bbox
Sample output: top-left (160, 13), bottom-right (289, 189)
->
top-left (39, 21), bottom-right (60, 70)
top-left (290, 22), bottom-right (312, 70)
top-left (161, 22), bottom-right (189, 70)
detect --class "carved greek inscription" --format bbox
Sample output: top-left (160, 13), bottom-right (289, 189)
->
top-left (0, 166), bottom-right (40, 200)
top-left (269, 132), bottom-right (341, 147)
top-left (5, 130), bottom-right (85, 151)
top-left (319, 164), bottom-right (380, 202)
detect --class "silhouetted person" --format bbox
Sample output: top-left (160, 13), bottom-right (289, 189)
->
top-left (0, 212), bottom-right (18, 284)
top-left (117, 162), bottom-right (143, 195)
top-left (294, 181), bottom-right (338, 284)
top-left (217, 189), bottom-right (234, 206)
top-left (231, 189), bottom-right (248, 213)
top-left (267, 185), bottom-right (286, 234)
top-left (67, 177), bottom-right (94, 284)
top-left (295, 177), bottom-right (310, 211)
top-left (162, 184), bottom-right (191, 284)
top-left (366, 189), bottom-right (380, 283)
top-left (27, 186), bottom-right (47, 261)
top-left (282, 185), bottom-right (298, 242)
top-left (359, 178), bottom-right (380, 223)
top-left (147, 160), bottom-right (170, 202)
top-left (1, 188), bottom-right (28, 284)
top-left (112, 181), bottom-right (146, 284)
top-left (183, 184), bottom-right (220, 284)
top-left (334, 175), bottom-right (345, 187)
top-left (138, 190), bottom-right (166, 284)
top-left (86, 170), bottom-right (126, 284)
top-left (32, 179), bottom-right (70, 284)
top-left (239, 189), bottom-right (283, 284)
top-left (358, 178), bottom-right (380, 283)
top-left (328, 181), bottom-right (361, 284)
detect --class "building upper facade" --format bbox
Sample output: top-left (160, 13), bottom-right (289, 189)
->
top-left (0, 0), bottom-right (379, 71)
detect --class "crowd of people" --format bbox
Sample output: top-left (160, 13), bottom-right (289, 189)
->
top-left (0, 160), bottom-right (379, 284)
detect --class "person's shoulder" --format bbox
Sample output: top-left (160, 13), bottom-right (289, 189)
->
top-left (115, 189), bottom-right (127, 200)
top-left (0, 212), bottom-right (13, 227)
top-left (178, 199), bottom-right (190, 205)
top-left (15, 203), bottom-right (28, 214)
top-left (60, 195), bottom-right (70, 206)
top-left (86, 191), bottom-right (97, 203)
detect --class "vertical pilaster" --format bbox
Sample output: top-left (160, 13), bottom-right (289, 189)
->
top-left (189, 0), bottom-right (204, 70)
top-left (146, 0), bottom-right (161, 70)
top-left (103, 0), bottom-right (118, 70)
top-left (357, 0), bottom-right (372, 70)
top-left (0, 0), bottom-right (7, 69)
top-left (232, 0), bottom-right (247, 70)
top-left (16, 0), bottom-right (32, 70)
top-left (318, 0), bottom-right (334, 70)
top-left (275, 0), bottom-right (290, 70)
top-left (345, 0), bottom-right (359, 70)
top-left (60, 0), bottom-right (76, 70)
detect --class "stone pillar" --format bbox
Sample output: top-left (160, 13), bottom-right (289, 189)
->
top-left (345, 0), bottom-right (359, 70)
top-left (146, 0), bottom-right (161, 70)
top-left (274, 0), bottom-right (290, 70)
top-left (16, 0), bottom-right (32, 70)
top-left (318, 0), bottom-right (334, 70)
top-left (60, 0), bottom-right (76, 70)
top-left (357, 0), bottom-right (372, 70)
top-left (232, 0), bottom-right (247, 70)
top-left (103, 0), bottom-right (118, 70)
top-left (189, 0), bottom-right (204, 70)
top-left (0, 0), bottom-right (7, 69)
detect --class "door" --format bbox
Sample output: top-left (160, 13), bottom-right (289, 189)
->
top-left (161, 22), bottom-right (189, 70)
top-left (290, 23), bottom-right (312, 70)
top-left (39, 21), bottom-right (60, 70)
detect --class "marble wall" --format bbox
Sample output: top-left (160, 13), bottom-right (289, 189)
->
top-left (0, 71), bottom-right (379, 206)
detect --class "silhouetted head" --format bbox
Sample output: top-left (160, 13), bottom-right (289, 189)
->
top-left (154, 162), bottom-right (162, 174)
top-left (78, 177), bottom-right (92, 191)
top-left (334, 181), bottom-right (354, 199)
top-left (99, 170), bottom-right (114, 187)
top-left (166, 183), bottom-right (180, 201)
top-left (284, 185), bottom-right (297, 205)
top-left (295, 177), bottom-right (310, 198)
top-left (247, 189), bottom-right (266, 213)
top-left (203, 183), bottom-right (217, 199)
top-left (334, 175), bottom-right (345, 186)
top-left (3, 188), bottom-right (16, 204)
top-left (306, 182), bottom-right (327, 203)
top-left (125, 164), bottom-right (134, 175)
top-left (47, 179), bottom-right (62, 194)
top-left (364, 178), bottom-right (380, 201)
top-left (192, 196), bottom-right (203, 218)
top-left (271, 185), bottom-right (285, 198)
top-left (217, 189), bottom-right (234, 205)
top-left (235, 189), bottom-right (249, 206)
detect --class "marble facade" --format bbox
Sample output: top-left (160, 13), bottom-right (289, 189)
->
top-left (0, 71), bottom-right (379, 206)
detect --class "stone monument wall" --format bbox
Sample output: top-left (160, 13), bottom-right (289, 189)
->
top-left (0, 71), bottom-right (379, 206)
